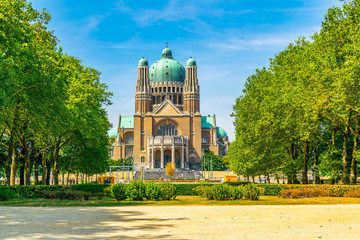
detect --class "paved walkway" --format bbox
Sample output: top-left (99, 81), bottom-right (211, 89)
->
top-left (1, 205), bottom-right (360, 239)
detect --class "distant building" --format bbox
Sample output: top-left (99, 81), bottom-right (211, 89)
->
top-left (108, 47), bottom-right (228, 170)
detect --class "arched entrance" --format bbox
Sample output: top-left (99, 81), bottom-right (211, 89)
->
top-left (155, 150), bottom-right (161, 168)
top-left (164, 149), bottom-right (171, 167)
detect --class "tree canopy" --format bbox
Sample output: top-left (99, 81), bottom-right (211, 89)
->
top-left (229, 0), bottom-right (360, 185)
top-left (0, 0), bottom-right (112, 185)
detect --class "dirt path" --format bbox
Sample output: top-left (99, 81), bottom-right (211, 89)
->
top-left (1, 205), bottom-right (360, 239)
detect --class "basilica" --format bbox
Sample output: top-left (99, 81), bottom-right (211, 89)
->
top-left (108, 47), bottom-right (229, 170)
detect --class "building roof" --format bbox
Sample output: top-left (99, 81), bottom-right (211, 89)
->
top-left (120, 116), bottom-right (134, 128)
top-left (201, 116), bottom-right (215, 128)
top-left (186, 57), bottom-right (196, 66)
top-left (217, 127), bottom-right (228, 138)
top-left (138, 57), bottom-right (148, 66)
top-left (149, 48), bottom-right (185, 83)
top-left (108, 127), bottom-right (117, 138)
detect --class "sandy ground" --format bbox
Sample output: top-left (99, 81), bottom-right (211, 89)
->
top-left (1, 205), bottom-right (360, 240)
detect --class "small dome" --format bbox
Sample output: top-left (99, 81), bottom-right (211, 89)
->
top-left (186, 57), bottom-right (196, 66)
top-left (217, 127), bottom-right (228, 139)
top-left (108, 127), bottom-right (118, 138)
top-left (162, 48), bottom-right (173, 58)
top-left (138, 57), bottom-right (148, 66)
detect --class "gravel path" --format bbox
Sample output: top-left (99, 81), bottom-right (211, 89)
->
top-left (1, 205), bottom-right (360, 239)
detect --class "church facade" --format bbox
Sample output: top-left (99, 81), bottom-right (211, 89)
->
top-left (108, 47), bottom-right (229, 170)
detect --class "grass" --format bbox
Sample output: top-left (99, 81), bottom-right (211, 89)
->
top-left (1, 195), bottom-right (360, 207)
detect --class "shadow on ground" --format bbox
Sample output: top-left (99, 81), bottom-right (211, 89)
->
top-left (0, 207), bottom-right (189, 239)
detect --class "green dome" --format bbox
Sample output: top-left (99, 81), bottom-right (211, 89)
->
top-left (150, 48), bottom-right (185, 83)
top-left (138, 57), bottom-right (148, 66)
top-left (217, 127), bottom-right (228, 139)
top-left (108, 127), bottom-right (118, 138)
top-left (186, 57), bottom-right (196, 66)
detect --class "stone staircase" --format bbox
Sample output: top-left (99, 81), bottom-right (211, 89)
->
top-left (133, 169), bottom-right (203, 180)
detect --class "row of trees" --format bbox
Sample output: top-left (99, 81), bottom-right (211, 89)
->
top-left (228, 0), bottom-right (360, 184)
top-left (0, 0), bottom-right (112, 185)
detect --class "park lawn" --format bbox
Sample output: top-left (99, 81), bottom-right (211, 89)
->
top-left (1, 195), bottom-right (360, 207)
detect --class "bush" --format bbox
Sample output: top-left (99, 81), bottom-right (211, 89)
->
top-left (0, 189), bottom-right (17, 201)
top-left (145, 183), bottom-right (163, 201)
top-left (127, 180), bottom-right (146, 201)
top-left (158, 182), bottom-right (176, 200)
top-left (344, 188), bottom-right (360, 198)
top-left (212, 184), bottom-right (231, 200)
top-left (243, 184), bottom-right (260, 200)
top-left (229, 186), bottom-right (243, 200)
top-left (111, 183), bottom-right (128, 201)
top-left (280, 188), bottom-right (330, 199)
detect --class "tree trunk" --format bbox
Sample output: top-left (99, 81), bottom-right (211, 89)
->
top-left (34, 153), bottom-right (39, 185)
top-left (23, 135), bottom-right (31, 185)
top-left (10, 147), bottom-right (17, 185)
top-left (351, 134), bottom-right (358, 184)
top-left (19, 155), bottom-right (25, 185)
top-left (6, 102), bottom-right (20, 186)
top-left (41, 149), bottom-right (47, 185)
top-left (53, 137), bottom-right (61, 185)
top-left (76, 171), bottom-right (79, 184)
top-left (342, 117), bottom-right (351, 185)
top-left (313, 142), bottom-right (320, 184)
top-left (301, 140), bottom-right (309, 184)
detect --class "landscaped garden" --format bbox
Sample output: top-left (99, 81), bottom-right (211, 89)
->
top-left (1, 181), bottom-right (360, 207)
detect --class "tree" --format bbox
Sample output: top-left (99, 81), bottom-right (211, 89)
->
top-left (165, 162), bottom-right (175, 177)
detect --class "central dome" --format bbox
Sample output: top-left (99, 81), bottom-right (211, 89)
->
top-left (150, 48), bottom-right (185, 83)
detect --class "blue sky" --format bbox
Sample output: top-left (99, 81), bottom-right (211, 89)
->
top-left (31, 0), bottom-right (342, 141)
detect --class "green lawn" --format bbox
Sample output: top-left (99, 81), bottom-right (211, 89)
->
top-left (2, 195), bottom-right (360, 207)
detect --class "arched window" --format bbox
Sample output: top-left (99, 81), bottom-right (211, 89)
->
top-left (202, 134), bottom-right (209, 144)
top-left (125, 134), bottom-right (134, 144)
top-left (156, 122), bottom-right (178, 136)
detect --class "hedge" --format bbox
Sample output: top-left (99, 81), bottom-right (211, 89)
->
top-left (0, 184), bottom-right (110, 198)
top-left (255, 183), bottom-right (360, 197)
top-left (174, 183), bottom-right (213, 195)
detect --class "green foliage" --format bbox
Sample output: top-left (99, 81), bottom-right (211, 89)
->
top-left (229, 0), bottom-right (360, 185)
top-left (0, 189), bottom-right (17, 201)
top-left (69, 183), bottom-right (110, 195)
top-left (202, 149), bottom-right (227, 171)
top-left (174, 183), bottom-right (212, 195)
top-left (158, 182), bottom-right (176, 200)
top-left (145, 183), bottom-right (163, 201)
top-left (111, 183), bottom-right (128, 201)
top-left (243, 184), bottom-right (261, 200)
top-left (229, 187), bottom-right (243, 200)
top-left (43, 190), bottom-right (89, 201)
top-left (126, 180), bottom-right (146, 201)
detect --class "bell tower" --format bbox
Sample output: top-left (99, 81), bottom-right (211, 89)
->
top-left (135, 57), bottom-right (152, 114)
top-left (183, 57), bottom-right (200, 114)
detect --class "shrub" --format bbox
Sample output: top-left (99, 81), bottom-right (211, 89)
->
top-left (243, 184), bottom-right (260, 200)
top-left (145, 183), bottom-right (163, 201)
top-left (158, 182), bottom-right (176, 200)
top-left (0, 189), bottom-right (17, 201)
top-left (127, 180), bottom-right (146, 201)
top-left (229, 186), bottom-right (243, 200)
top-left (280, 188), bottom-right (330, 199)
top-left (111, 183), bottom-right (128, 201)
top-left (344, 188), bottom-right (360, 198)
top-left (203, 186), bottom-right (216, 200)
top-left (212, 184), bottom-right (231, 200)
